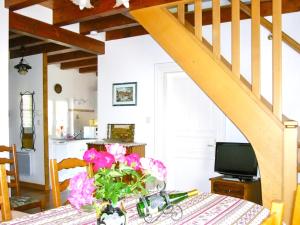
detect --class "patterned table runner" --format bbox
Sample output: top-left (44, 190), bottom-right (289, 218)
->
top-left (2, 193), bottom-right (269, 225)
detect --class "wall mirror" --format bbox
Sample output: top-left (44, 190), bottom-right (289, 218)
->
top-left (20, 91), bottom-right (35, 151)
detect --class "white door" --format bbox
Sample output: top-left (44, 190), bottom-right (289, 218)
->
top-left (155, 64), bottom-right (225, 192)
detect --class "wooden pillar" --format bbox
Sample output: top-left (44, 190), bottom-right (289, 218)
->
top-left (43, 53), bottom-right (49, 191)
top-left (283, 121), bottom-right (298, 224)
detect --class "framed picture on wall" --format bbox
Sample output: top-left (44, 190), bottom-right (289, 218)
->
top-left (112, 82), bottom-right (137, 106)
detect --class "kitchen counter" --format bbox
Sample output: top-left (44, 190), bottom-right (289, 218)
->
top-left (87, 140), bottom-right (146, 157)
top-left (49, 138), bottom-right (97, 183)
top-left (86, 140), bottom-right (146, 147)
top-left (51, 138), bottom-right (97, 143)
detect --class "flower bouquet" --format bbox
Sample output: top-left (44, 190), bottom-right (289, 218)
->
top-left (67, 143), bottom-right (167, 224)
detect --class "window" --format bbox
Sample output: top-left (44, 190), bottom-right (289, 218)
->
top-left (55, 101), bottom-right (68, 137)
top-left (48, 100), bottom-right (69, 138)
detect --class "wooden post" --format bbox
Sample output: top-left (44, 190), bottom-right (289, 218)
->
top-left (178, 2), bottom-right (185, 25)
top-left (43, 53), bottom-right (49, 191)
top-left (231, 0), bottom-right (240, 77)
top-left (194, 0), bottom-right (202, 40)
top-left (212, 0), bottom-right (220, 58)
top-left (272, 0), bottom-right (282, 121)
top-left (251, 0), bottom-right (260, 98)
top-left (283, 121), bottom-right (298, 224)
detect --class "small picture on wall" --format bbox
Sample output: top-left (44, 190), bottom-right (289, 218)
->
top-left (112, 82), bottom-right (137, 106)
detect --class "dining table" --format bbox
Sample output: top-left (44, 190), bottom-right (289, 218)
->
top-left (2, 192), bottom-right (269, 225)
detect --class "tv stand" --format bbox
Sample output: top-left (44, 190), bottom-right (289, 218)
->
top-left (210, 176), bottom-right (262, 205)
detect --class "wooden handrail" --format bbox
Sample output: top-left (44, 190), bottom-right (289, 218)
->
top-left (239, 1), bottom-right (300, 55)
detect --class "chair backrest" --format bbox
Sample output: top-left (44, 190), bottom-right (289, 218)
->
top-left (0, 164), bottom-right (12, 221)
top-left (292, 184), bottom-right (300, 225)
top-left (0, 145), bottom-right (20, 196)
top-left (50, 158), bottom-right (89, 208)
top-left (261, 201), bottom-right (284, 225)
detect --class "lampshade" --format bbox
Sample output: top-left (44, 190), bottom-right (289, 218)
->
top-left (14, 57), bottom-right (32, 75)
top-left (71, 0), bottom-right (93, 10)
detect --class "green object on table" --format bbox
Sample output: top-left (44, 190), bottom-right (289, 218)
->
top-left (136, 189), bottom-right (199, 217)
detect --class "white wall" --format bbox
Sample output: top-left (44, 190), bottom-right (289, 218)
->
top-left (98, 12), bottom-right (300, 157)
top-left (98, 36), bottom-right (174, 156)
top-left (48, 64), bottom-right (97, 136)
top-left (9, 54), bottom-right (45, 184)
top-left (0, 1), bottom-right (9, 147)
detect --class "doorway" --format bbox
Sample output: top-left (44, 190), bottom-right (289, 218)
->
top-left (154, 63), bottom-right (226, 192)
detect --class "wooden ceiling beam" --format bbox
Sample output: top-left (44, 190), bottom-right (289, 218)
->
top-left (5, 0), bottom-right (48, 10)
top-left (106, 25), bottom-right (148, 41)
top-left (47, 51), bottom-right (96, 64)
top-left (10, 12), bottom-right (105, 55)
top-left (52, 0), bottom-right (300, 26)
top-left (53, 0), bottom-right (181, 26)
top-left (80, 14), bottom-right (138, 35)
top-left (10, 43), bottom-right (69, 59)
top-left (60, 58), bottom-right (97, 69)
top-left (10, 36), bottom-right (45, 49)
top-left (53, 0), bottom-right (127, 26)
top-left (79, 66), bottom-right (97, 73)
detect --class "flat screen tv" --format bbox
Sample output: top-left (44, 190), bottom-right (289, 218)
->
top-left (214, 142), bottom-right (258, 180)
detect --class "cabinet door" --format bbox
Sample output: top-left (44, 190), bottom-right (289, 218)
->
top-left (213, 181), bottom-right (244, 198)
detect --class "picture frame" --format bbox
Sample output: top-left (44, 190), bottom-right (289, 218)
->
top-left (112, 82), bottom-right (137, 106)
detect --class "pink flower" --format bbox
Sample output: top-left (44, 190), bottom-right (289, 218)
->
top-left (105, 143), bottom-right (126, 162)
top-left (125, 153), bottom-right (141, 170)
top-left (93, 151), bottom-right (115, 172)
top-left (83, 148), bottom-right (100, 163)
top-left (68, 172), bottom-right (95, 209)
top-left (140, 158), bottom-right (167, 181)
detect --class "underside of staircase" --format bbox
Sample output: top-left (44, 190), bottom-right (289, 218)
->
top-left (131, 1), bottom-right (298, 223)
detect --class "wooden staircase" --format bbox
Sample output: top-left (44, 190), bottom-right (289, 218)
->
top-left (131, 0), bottom-right (298, 223)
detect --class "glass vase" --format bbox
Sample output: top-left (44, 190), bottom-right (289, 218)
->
top-left (97, 201), bottom-right (126, 225)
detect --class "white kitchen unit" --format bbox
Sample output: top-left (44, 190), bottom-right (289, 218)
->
top-left (49, 139), bottom-right (96, 183)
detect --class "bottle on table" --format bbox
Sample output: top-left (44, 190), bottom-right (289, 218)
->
top-left (136, 189), bottom-right (199, 217)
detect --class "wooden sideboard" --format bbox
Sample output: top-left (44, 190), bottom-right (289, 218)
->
top-left (87, 141), bottom-right (146, 157)
top-left (210, 176), bottom-right (262, 205)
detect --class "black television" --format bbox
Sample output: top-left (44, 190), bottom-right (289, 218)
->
top-left (214, 142), bottom-right (258, 180)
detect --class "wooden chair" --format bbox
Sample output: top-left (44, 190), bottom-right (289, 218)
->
top-left (0, 145), bottom-right (44, 212)
top-left (292, 184), bottom-right (300, 225)
top-left (261, 201), bottom-right (284, 225)
top-left (0, 164), bottom-right (11, 221)
top-left (50, 158), bottom-right (91, 208)
top-left (0, 164), bottom-right (29, 222)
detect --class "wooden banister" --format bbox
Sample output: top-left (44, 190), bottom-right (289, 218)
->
top-left (251, 0), bottom-right (261, 99)
top-left (194, 0), bottom-right (202, 40)
top-left (231, 0), bottom-right (240, 77)
top-left (239, 1), bottom-right (300, 55)
top-left (272, 0), bottom-right (282, 121)
top-left (212, 0), bottom-right (220, 58)
top-left (178, 2), bottom-right (185, 24)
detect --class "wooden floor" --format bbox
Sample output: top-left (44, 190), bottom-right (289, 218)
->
top-left (14, 187), bottom-right (69, 213)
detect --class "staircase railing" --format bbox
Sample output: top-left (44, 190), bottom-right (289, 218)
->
top-left (131, 0), bottom-right (299, 223)
top-left (165, 0), bottom-right (287, 121)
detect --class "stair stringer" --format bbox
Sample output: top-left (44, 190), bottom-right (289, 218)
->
top-left (131, 6), bottom-right (284, 208)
